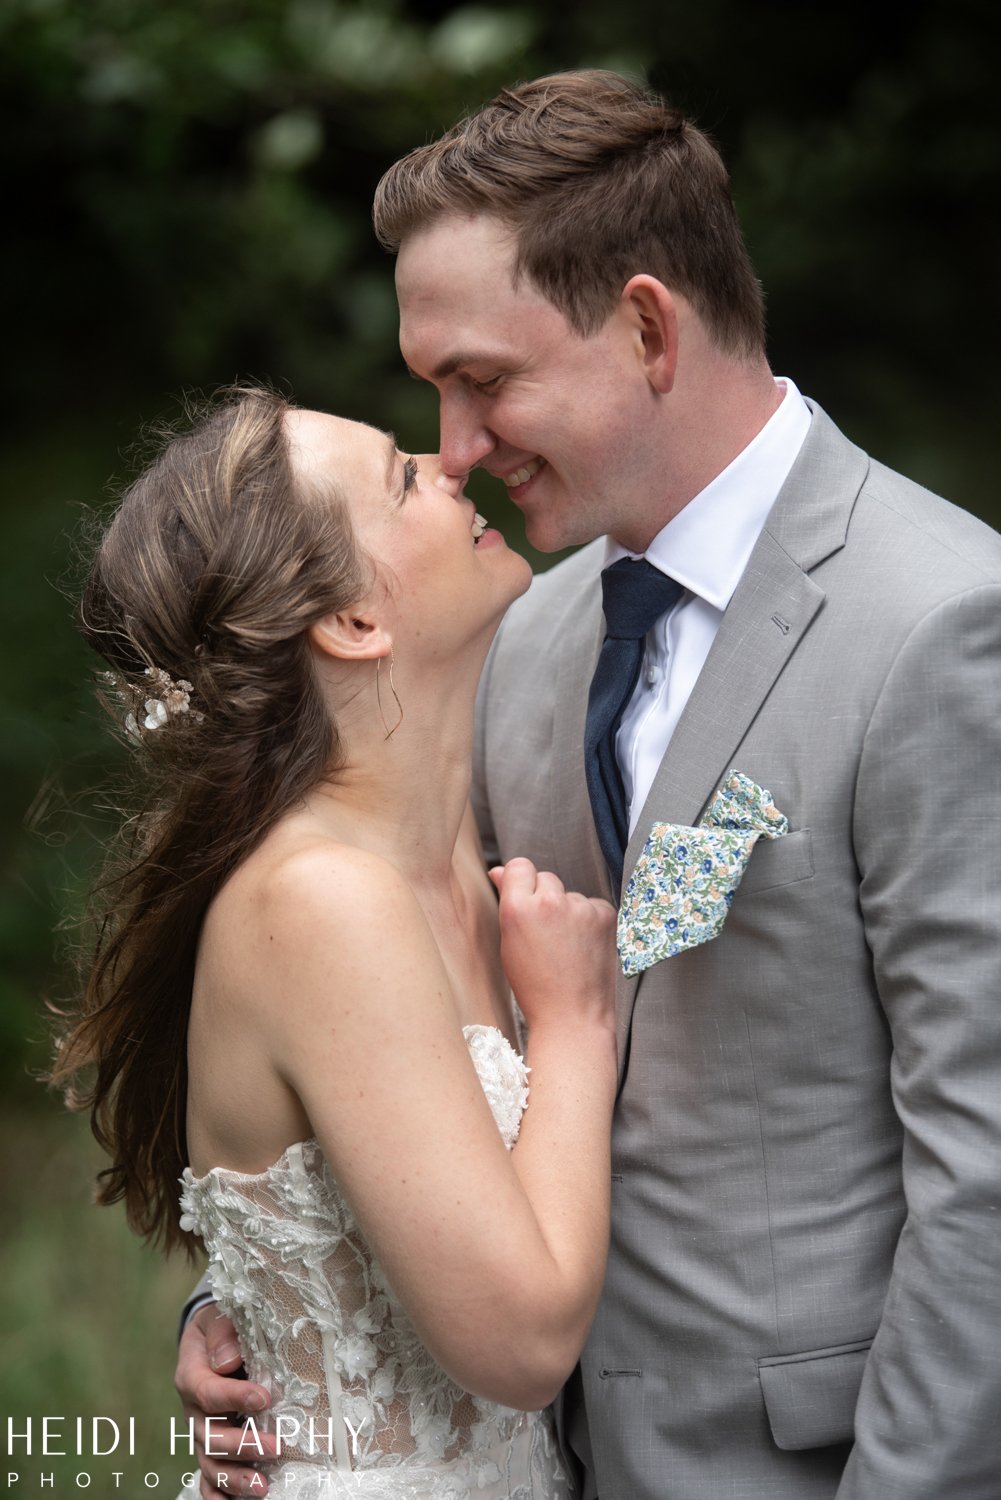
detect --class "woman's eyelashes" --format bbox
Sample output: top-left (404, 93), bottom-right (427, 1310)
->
top-left (402, 456), bottom-right (418, 496)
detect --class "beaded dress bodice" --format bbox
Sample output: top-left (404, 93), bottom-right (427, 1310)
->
top-left (177, 1026), bottom-right (573, 1500)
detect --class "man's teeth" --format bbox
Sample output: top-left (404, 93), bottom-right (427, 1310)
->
top-left (503, 457), bottom-right (545, 489)
top-left (471, 513), bottom-right (487, 540)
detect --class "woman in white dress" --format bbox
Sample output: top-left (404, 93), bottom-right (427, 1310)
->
top-left (54, 386), bottom-right (617, 1499)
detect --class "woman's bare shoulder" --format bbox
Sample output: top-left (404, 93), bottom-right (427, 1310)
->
top-left (198, 827), bottom-right (436, 1018)
top-left (215, 827), bottom-right (415, 928)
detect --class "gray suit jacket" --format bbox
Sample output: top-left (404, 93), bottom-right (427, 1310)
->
top-left (472, 404), bottom-right (1001, 1499)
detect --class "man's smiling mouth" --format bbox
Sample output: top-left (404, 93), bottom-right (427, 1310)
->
top-left (503, 457), bottom-right (546, 489)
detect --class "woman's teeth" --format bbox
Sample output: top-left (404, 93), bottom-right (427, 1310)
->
top-left (503, 457), bottom-right (545, 489)
top-left (471, 513), bottom-right (487, 541)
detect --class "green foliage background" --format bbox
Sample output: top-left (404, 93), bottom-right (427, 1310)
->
top-left (1, 0), bottom-right (998, 1483)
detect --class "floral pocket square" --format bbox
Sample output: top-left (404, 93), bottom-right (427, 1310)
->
top-left (617, 770), bottom-right (788, 976)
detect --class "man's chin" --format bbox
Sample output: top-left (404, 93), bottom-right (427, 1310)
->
top-left (518, 502), bottom-right (568, 554)
top-left (523, 515), bottom-right (590, 555)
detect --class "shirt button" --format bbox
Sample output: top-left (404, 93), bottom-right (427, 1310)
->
top-left (644, 662), bottom-right (659, 687)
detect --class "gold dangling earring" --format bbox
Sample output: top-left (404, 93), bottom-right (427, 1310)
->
top-left (376, 653), bottom-right (404, 740)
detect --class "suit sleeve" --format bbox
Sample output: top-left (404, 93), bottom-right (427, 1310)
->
top-left (838, 583), bottom-right (1001, 1498)
top-left (178, 1272), bottom-right (215, 1340)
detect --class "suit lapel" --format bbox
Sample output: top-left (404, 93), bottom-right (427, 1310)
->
top-left (614, 402), bottom-right (870, 1083)
top-left (624, 534), bottom-right (826, 846)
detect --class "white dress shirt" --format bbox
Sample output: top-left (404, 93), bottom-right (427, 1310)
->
top-left (605, 377), bottom-right (812, 834)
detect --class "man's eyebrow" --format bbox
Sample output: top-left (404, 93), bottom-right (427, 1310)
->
top-left (407, 353), bottom-right (494, 382)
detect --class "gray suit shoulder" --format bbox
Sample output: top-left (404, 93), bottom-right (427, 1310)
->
top-left (860, 456), bottom-right (1001, 586)
top-left (780, 401), bottom-right (1001, 602)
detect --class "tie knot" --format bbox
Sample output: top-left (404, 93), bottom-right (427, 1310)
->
top-left (600, 557), bottom-right (684, 640)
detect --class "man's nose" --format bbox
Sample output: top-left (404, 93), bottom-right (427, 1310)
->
top-left (438, 393), bottom-right (495, 477)
top-left (419, 458), bottom-right (467, 497)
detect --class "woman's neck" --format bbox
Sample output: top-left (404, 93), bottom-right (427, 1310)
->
top-left (307, 652), bottom-right (482, 887)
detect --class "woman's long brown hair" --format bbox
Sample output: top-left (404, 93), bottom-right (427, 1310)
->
top-left (49, 386), bottom-right (369, 1256)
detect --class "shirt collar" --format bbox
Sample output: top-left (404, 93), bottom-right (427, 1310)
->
top-left (604, 377), bottom-right (812, 612)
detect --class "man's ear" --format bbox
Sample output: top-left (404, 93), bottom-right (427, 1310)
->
top-left (621, 275), bottom-right (678, 394)
top-left (309, 608), bottom-right (392, 663)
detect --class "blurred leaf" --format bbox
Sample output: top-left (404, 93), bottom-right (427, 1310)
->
top-left (430, 6), bottom-right (538, 72)
top-left (254, 106), bottom-right (326, 170)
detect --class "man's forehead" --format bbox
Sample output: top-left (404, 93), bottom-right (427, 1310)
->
top-left (398, 210), bottom-right (518, 259)
top-left (396, 228), bottom-right (559, 374)
top-left (395, 215), bottom-right (522, 304)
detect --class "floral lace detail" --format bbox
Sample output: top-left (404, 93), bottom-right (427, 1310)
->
top-left (462, 1025), bottom-right (529, 1149)
top-left (177, 1027), bottom-right (570, 1500)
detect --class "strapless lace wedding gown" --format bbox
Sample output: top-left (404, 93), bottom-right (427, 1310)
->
top-left (176, 1026), bottom-right (574, 1500)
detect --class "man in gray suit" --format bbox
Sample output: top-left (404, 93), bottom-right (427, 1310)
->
top-left (177, 71), bottom-right (1001, 1498)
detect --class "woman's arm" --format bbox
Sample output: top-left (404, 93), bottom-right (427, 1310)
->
top-left (256, 845), bottom-right (616, 1410)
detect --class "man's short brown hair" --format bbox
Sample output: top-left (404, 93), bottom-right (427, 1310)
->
top-left (374, 69), bottom-right (765, 358)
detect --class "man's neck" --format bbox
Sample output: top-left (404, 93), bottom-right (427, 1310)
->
top-left (613, 355), bottom-right (781, 555)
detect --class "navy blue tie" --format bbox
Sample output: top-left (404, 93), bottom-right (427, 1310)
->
top-left (584, 558), bottom-right (684, 889)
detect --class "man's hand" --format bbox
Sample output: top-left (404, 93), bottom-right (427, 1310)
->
top-left (175, 1304), bottom-right (276, 1497)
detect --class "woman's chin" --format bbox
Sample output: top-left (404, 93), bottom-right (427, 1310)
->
top-left (497, 543), bottom-right (533, 600)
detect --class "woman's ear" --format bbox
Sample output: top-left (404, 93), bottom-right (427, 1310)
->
top-left (309, 608), bottom-right (392, 663)
top-left (621, 275), bottom-right (678, 394)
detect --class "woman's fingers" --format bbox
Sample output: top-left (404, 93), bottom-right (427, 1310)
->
top-left (491, 858), bottom-right (566, 902)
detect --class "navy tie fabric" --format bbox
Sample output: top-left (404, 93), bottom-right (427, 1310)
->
top-left (584, 558), bottom-right (685, 889)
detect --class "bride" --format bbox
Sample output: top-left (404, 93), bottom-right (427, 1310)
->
top-left (54, 385), bottom-right (617, 1499)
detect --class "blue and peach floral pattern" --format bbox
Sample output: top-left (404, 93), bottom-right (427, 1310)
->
top-left (616, 770), bottom-right (788, 975)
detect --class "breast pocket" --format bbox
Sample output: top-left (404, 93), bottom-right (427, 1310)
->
top-left (737, 827), bottom-right (814, 898)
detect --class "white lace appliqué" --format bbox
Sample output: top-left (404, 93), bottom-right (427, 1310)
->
top-left (177, 1027), bottom-right (570, 1500)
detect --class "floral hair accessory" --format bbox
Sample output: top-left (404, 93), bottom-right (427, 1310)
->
top-left (143, 666), bottom-right (198, 725)
top-left (103, 666), bottom-right (204, 739)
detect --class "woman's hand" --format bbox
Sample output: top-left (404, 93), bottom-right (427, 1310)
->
top-left (488, 858), bottom-right (616, 1032)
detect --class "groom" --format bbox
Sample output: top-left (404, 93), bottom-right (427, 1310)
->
top-left (178, 72), bottom-right (1001, 1498)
